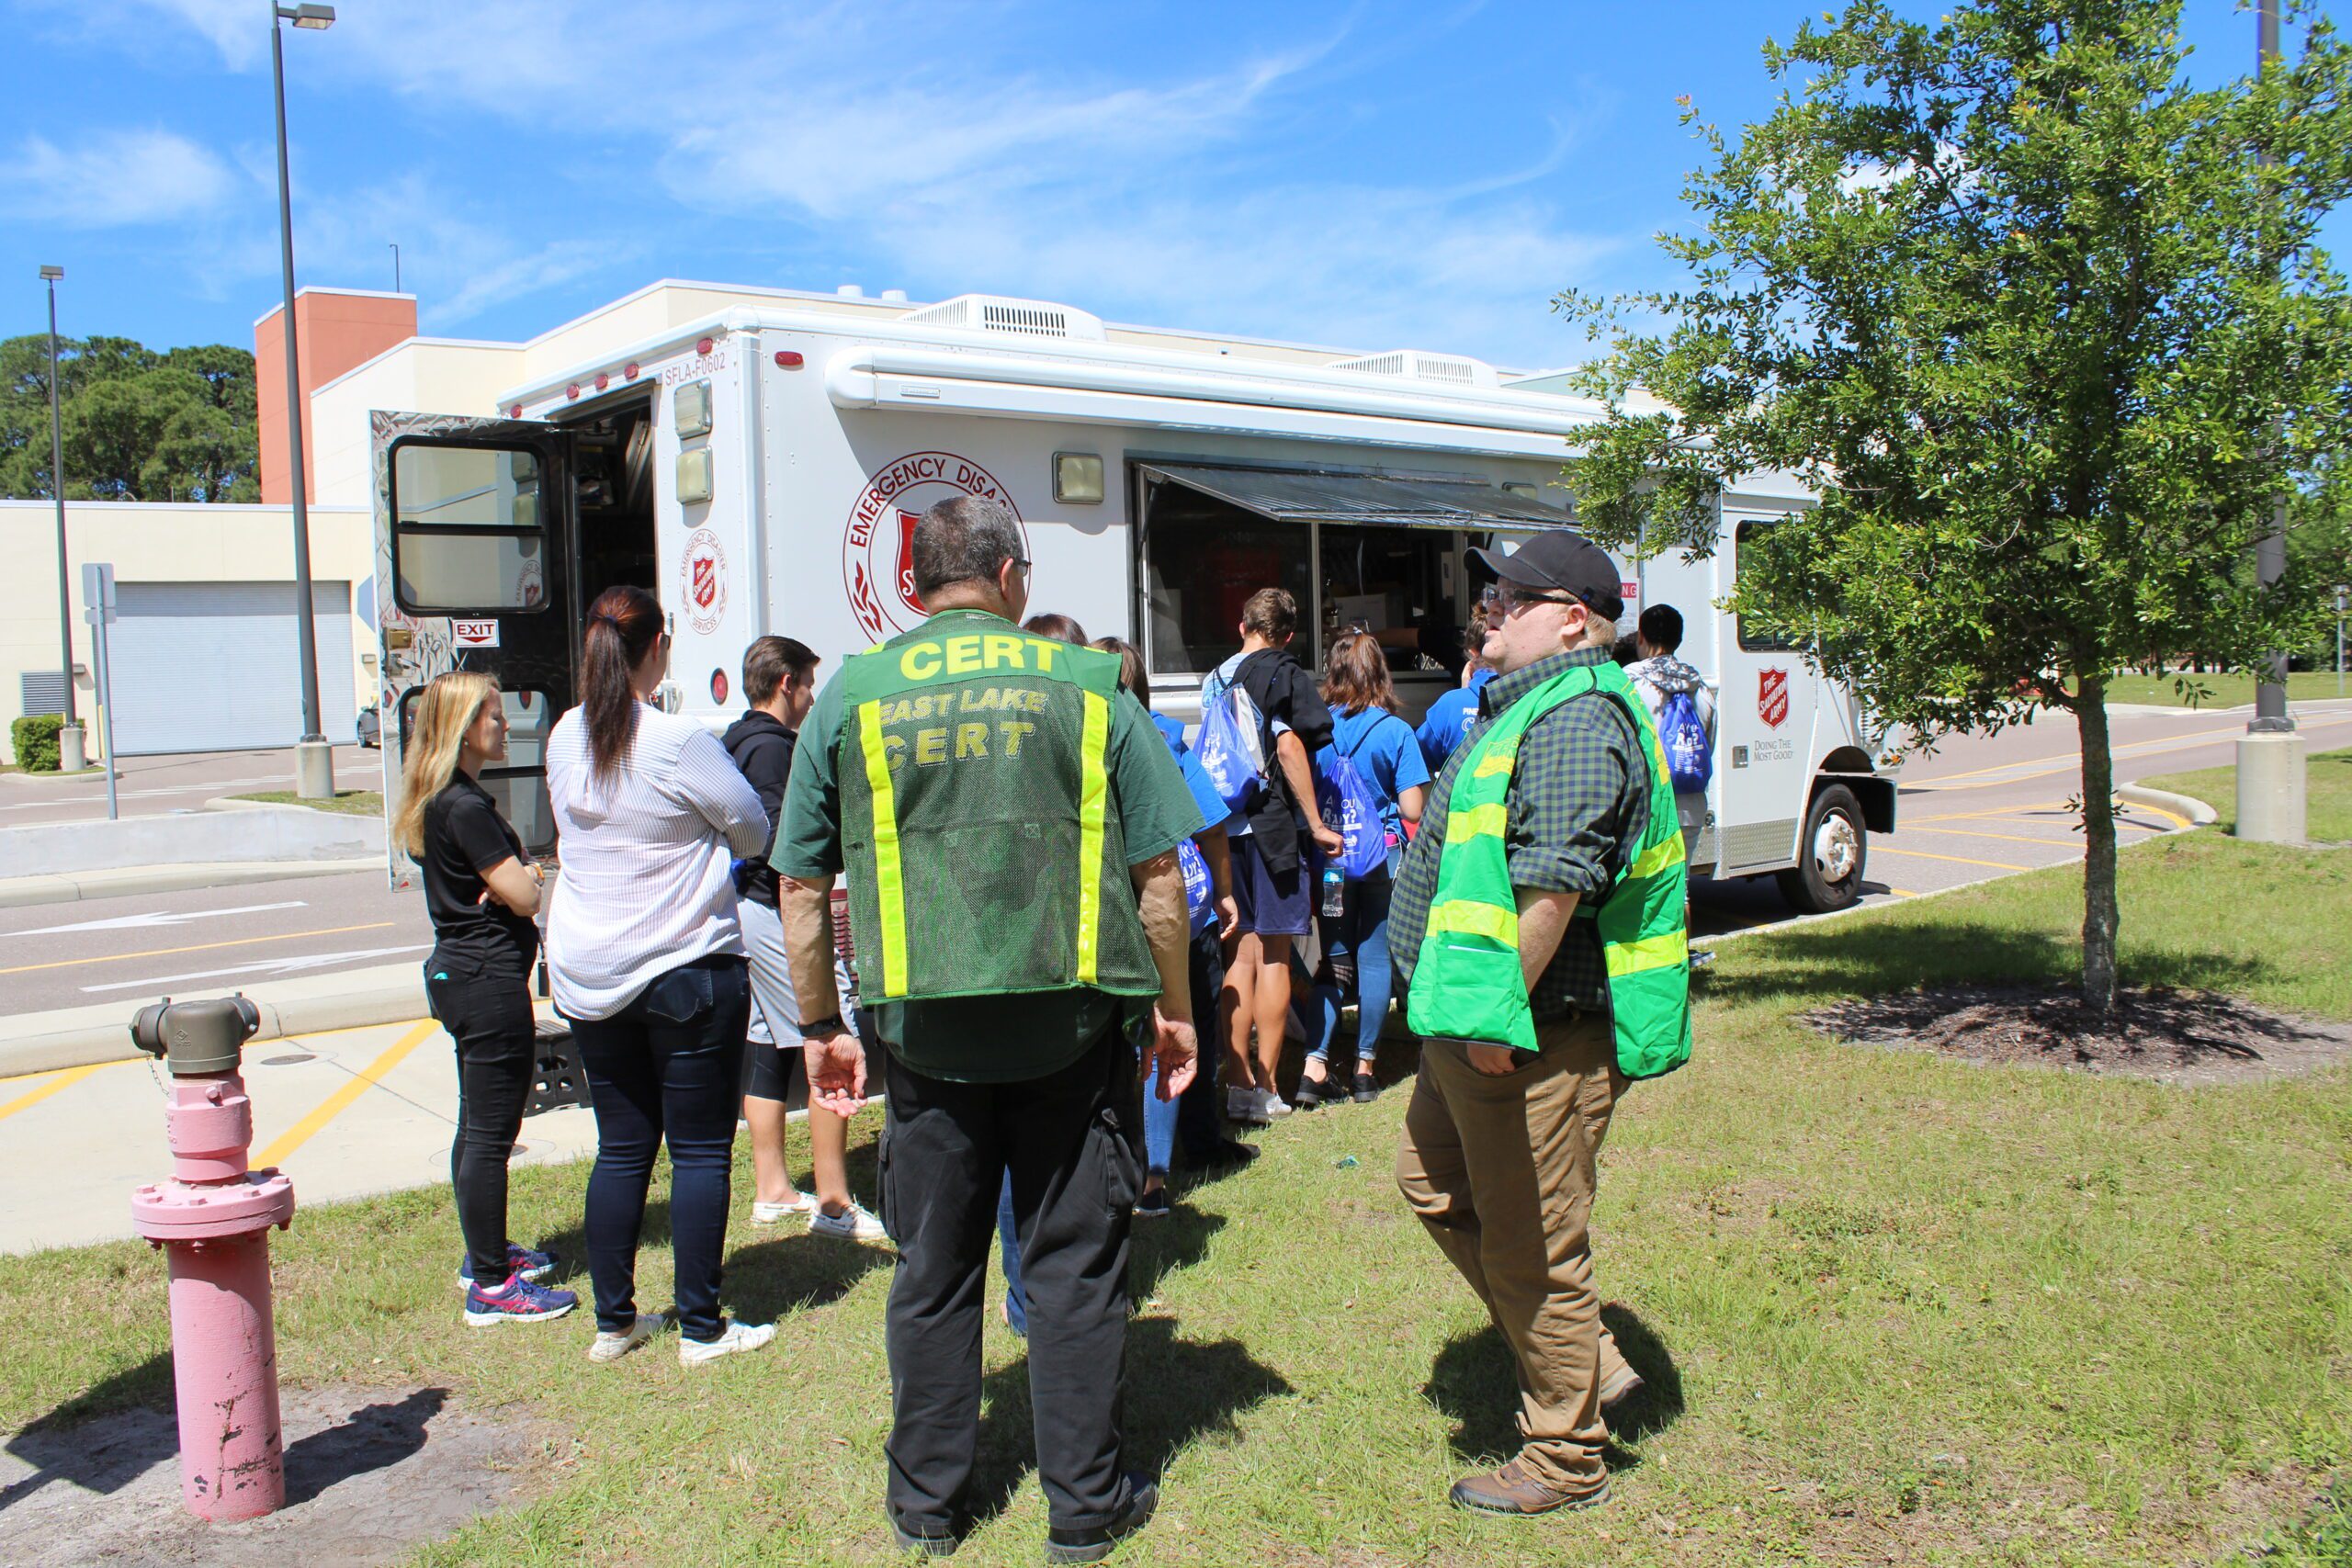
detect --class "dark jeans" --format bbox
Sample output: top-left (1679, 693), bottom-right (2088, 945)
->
top-left (565, 954), bottom-right (750, 1343)
top-left (1175, 927), bottom-right (1225, 1161)
top-left (879, 1025), bottom-right (1142, 1534)
top-left (425, 949), bottom-right (537, 1285)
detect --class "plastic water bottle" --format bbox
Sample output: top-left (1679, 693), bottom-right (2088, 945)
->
top-left (1320, 865), bottom-right (1344, 918)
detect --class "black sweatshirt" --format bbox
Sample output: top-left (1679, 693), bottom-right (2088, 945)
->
top-left (721, 709), bottom-right (797, 908)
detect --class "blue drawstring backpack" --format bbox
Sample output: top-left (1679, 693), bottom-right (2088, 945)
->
top-left (1316, 721), bottom-right (1392, 881)
top-left (1659, 689), bottom-right (1713, 793)
top-left (1194, 671), bottom-right (1268, 810)
top-left (1178, 839), bottom-right (1216, 933)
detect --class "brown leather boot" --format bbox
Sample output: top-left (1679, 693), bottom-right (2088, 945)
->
top-left (1448, 1461), bottom-right (1611, 1517)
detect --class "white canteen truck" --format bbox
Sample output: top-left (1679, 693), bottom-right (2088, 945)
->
top-left (371, 292), bottom-right (1902, 913)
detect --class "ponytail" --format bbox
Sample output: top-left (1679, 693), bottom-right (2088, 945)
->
top-left (581, 585), bottom-right (663, 784)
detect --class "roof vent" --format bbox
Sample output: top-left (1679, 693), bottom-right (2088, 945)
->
top-left (901, 293), bottom-right (1105, 342)
top-left (1329, 349), bottom-right (1498, 389)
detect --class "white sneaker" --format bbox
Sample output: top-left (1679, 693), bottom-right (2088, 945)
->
top-left (1258, 1089), bottom-right (1294, 1119)
top-left (679, 1319), bottom-right (776, 1366)
top-left (587, 1311), bottom-right (667, 1364)
top-left (752, 1193), bottom-right (816, 1226)
top-left (809, 1201), bottom-right (890, 1244)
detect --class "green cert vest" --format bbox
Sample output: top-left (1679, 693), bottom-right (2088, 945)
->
top-left (834, 614), bottom-right (1160, 1006)
top-left (1405, 659), bottom-right (1694, 1079)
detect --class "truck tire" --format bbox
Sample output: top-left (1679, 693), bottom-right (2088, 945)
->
top-left (1776, 783), bottom-right (1867, 913)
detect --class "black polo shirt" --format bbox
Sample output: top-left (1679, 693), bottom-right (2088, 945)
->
top-left (421, 773), bottom-right (537, 975)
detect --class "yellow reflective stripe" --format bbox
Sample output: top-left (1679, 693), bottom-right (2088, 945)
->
top-left (1450, 802), bottom-right (1509, 840)
top-left (1604, 929), bottom-right (1689, 977)
top-left (857, 699), bottom-right (910, 998)
top-left (1074, 690), bottom-right (1112, 986)
top-left (1427, 899), bottom-right (1519, 945)
top-left (1628, 831), bottom-right (1686, 881)
top-left (1472, 749), bottom-right (1517, 779)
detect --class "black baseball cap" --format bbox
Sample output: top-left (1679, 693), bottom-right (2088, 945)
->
top-left (1468, 531), bottom-right (1625, 622)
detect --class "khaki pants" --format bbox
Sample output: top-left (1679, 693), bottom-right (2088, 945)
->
top-left (1396, 1014), bottom-right (1630, 1495)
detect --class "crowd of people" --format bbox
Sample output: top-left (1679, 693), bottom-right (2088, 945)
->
top-left (395, 496), bottom-right (1700, 1557)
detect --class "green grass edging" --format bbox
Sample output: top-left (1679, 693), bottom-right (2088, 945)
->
top-left (228, 788), bottom-right (385, 818)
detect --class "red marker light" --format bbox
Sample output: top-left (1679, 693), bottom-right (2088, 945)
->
top-left (624, 361), bottom-right (640, 380)
top-left (594, 372), bottom-right (609, 390)
top-left (566, 383), bottom-right (581, 400)
top-left (711, 669), bottom-right (729, 705)
top-left (696, 336), bottom-right (714, 355)
top-left (508, 403), bottom-right (523, 418)
top-left (775, 350), bottom-right (805, 368)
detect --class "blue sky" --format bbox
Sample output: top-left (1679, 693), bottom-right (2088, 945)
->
top-left (0, 1), bottom-right (2331, 370)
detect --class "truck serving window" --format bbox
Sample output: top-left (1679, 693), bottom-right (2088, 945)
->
top-left (1143, 480), bottom-right (1313, 675)
top-left (389, 442), bottom-right (550, 615)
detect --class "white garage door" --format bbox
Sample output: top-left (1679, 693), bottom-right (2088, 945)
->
top-left (109, 581), bottom-right (359, 754)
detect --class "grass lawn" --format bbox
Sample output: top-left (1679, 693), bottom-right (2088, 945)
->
top-left (2142, 747), bottom-right (2352, 842)
top-left (229, 787), bottom-right (385, 817)
top-left (5, 834), bottom-right (2348, 1564)
top-left (2103, 670), bottom-right (2346, 709)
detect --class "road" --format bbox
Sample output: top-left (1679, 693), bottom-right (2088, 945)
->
top-left (2, 699), bottom-right (2346, 1254)
top-left (0, 743), bottom-right (379, 828)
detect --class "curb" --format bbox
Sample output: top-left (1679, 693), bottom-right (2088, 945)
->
top-left (0, 858), bottom-right (382, 910)
top-left (2116, 782), bottom-right (2220, 827)
top-left (0, 961), bottom-right (427, 1077)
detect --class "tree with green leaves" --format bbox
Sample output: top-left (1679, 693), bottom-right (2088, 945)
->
top-left (1566, 0), bottom-right (2352, 1010)
top-left (0, 334), bottom-right (260, 503)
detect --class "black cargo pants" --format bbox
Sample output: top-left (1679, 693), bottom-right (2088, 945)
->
top-left (878, 1022), bottom-right (1142, 1535)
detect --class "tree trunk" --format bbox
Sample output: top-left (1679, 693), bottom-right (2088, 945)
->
top-left (2075, 678), bottom-right (2121, 1012)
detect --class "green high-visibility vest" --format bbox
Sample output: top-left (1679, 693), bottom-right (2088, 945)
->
top-left (1405, 658), bottom-right (1693, 1079)
top-left (833, 612), bottom-right (1160, 1006)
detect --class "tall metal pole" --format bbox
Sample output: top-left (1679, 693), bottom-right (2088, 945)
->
top-left (2253, 0), bottom-right (2294, 735)
top-left (45, 270), bottom-right (76, 729)
top-left (390, 242), bottom-right (400, 294)
top-left (271, 7), bottom-right (331, 796)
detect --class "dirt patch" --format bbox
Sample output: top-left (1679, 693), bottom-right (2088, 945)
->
top-left (1807, 984), bottom-right (2352, 1087)
top-left (0, 1383), bottom-right (554, 1567)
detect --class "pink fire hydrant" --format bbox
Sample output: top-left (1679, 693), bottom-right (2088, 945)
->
top-left (128, 995), bottom-right (297, 1523)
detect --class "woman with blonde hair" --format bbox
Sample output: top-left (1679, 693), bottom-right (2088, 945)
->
top-left (395, 671), bottom-right (575, 1326)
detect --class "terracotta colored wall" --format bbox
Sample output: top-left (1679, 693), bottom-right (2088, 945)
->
top-left (255, 290), bottom-right (417, 504)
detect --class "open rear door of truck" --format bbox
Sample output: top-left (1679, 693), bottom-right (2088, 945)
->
top-left (371, 411), bottom-right (580, 890)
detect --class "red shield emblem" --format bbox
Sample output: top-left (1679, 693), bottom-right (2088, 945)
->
top-left (1758, 668), bottom-right (1791, 730)
top-left (692, 555), bottom-right (717, 610)
top-left (895, 509), bottom-right (923, 615)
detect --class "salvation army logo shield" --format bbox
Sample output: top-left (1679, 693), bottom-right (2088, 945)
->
top-left (1758, 667), bottom-right (1791, 730)
top-left (680, 527), bottom-right (728, 636)
top-left (842, 453), bottom-right (1026, 639)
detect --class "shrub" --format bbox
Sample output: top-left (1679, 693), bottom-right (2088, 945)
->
top-left (10, 714), bottom-right (65, 772)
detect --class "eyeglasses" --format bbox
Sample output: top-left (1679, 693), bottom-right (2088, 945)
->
top-left (1479, 582), bottom-right (1580, 615)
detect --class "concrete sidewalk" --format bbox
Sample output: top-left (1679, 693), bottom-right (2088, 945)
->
top-left (0, 959), bottom-right (425, 1077)
top-left (0, 856), bottom-right (382, 909)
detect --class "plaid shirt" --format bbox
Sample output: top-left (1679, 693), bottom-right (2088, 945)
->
top-left (1390, 645), bottom-right (1654, 1022)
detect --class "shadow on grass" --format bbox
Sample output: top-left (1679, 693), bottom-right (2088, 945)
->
top-left (283, 1385), bottom-right (447, 1506)
top-left (962, 1316), bottom-right (1292, 1529)
top-left (1130, 1200), bottom-right (1225, 1304)
top-left (1422, 1305), bottom-right (1683, 1472)
top-left (0, 1353), bottom-right (175, 1513)
top-left (1697, 917), bottom-right (2284, 1011)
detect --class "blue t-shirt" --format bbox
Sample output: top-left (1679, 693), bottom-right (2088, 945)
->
top-left (1416, 667), bottom-right (1497, 775)
top-left (1317, 705), bottom-right (1430, 846)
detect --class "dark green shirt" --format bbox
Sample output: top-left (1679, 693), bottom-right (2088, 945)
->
top-left (775, 608), bottom-right (1204, 1081)
top-left (1390, 645), bottom-right (1654, 1022)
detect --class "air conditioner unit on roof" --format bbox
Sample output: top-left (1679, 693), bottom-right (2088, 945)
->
top-left (1329, 349), bottom-right (1498, 389)
top-left (901, 293), bottom-right (1105, 342)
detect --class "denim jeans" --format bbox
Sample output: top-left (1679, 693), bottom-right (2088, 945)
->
top-left (425, 949), bottom-right (538, 1285)
top-left (1312, 865), bottom-right (1396, 1069)
top-left (566, 954), bottom-right (750, 1343)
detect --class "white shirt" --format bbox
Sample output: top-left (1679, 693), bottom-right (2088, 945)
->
top-left (544, 703), bottom-right (772, 1020)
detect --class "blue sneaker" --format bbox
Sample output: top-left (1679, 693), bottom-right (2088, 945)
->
top-left (456, 1242), bottom-right (557, 1291)
top-left (464, 1273), bottom-right (578, 1327)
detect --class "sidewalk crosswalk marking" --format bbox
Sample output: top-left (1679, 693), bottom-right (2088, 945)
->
top-left (254, 1020), bottom-right (440, 1170)
top-left (0, 1064), bottom-right (105, 1124)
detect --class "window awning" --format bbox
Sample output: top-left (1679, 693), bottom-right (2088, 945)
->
top-left (1140, 463), bottom-right (1571, 531)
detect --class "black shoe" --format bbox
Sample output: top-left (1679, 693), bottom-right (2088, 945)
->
top-left (891, 1513), bottom-right (964, 1558)
top-left (1183, 1138), bottom-right (1257, 1174)
top-left (1134, 1187), bottom-right (1170, 1219)
top-left (1291, 1073), bottom-right (1336, 1111)
top-left (1046, 1476), bottom-right (1158, 1563)
top-left (1351, 1071), bottom-right (1380, 1103)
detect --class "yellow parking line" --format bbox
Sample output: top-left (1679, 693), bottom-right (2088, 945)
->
top-left (0, 1063), bottom-right (106, 1123)
top-left (1889, 887), bottom-right (1918, 897)
top-left (0, 921), bottom-right (398, 976)
top-left (2130, 799), bottom-right (2193, 830)
top-left (1900, 824), bottom-right (2154, 851)
top-left (253, 1020), bottom-right (441, 1169)
top-left (1874, 844), bottom-right (2043, 873)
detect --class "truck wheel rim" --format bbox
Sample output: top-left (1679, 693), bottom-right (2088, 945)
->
top-left (1814, 813), bottom-right (1860, 883)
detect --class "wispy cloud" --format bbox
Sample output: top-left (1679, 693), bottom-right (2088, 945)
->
top-left (0, 128), bottom-right (236, 229)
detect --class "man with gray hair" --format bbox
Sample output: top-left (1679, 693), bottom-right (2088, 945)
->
top-left (774, 494), bottom-right (1207, 1562)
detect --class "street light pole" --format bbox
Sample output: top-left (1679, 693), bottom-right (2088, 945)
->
top-left (2237, 0), bottom-right (2309, 842)
top-left (42, 267), bottom-right (78, 749)
top-left (271, 2), bottom-right (335, 800)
